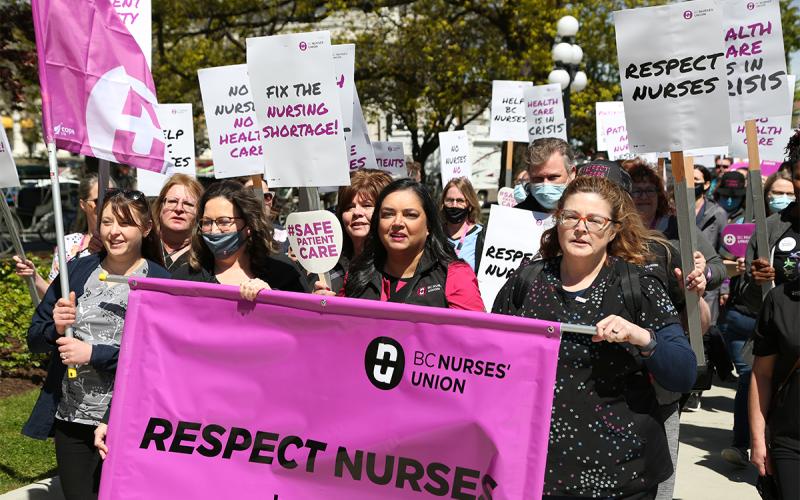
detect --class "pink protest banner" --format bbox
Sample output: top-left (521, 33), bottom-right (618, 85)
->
top-left (722, 223), bottom-right (756, 258)
top-left (100, 278), bottom-right (561, 499)
top-left (31, 0), bottom-right (167, 172)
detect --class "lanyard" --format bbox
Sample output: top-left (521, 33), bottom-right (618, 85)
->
top-left (455, 223), bottom-right (473, 256)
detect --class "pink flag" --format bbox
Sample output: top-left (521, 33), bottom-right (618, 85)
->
top-left (100, 278), bottom-right (562, 499)
top-left (31, 0), bottom-right (166, 172)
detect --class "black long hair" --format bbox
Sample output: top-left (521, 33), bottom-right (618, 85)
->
top-left (344, 178), bottom-right (457, 297)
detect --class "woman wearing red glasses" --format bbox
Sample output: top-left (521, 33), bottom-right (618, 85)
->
top-left (493, 176), bottom-right (696, 500)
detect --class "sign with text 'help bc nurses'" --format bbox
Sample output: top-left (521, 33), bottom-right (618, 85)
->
top-left (614, 0), bottom-right (731, 154)
top-left (138, 104), bottom-right (196, 196)
top-left (99, 278), bottom-right (561, 499)
top-left (489, 80), bottom-right (532, 143)
top-left (247, 31), bottom-right (349, 188)
top-left (524, 84), bottom-right (567, 142)
top-left (198, 64), bottom-right (264, 179)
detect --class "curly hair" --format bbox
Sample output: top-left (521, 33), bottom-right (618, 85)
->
top-left (336, 169), bottom-right (394, 259)
top-left (439, 176), bottom-right (481, 225)
top-left (539, 176), bottom-right (655, 266)
top-left (624, 159), bottom-right (672, 220)
top-left (188, 180), bottom-right (276, 274)
top-left (785, 127), bottom-right (800, 168)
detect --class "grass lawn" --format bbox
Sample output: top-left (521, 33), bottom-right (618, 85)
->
top-left (0, 389), bottom-right (57, 494)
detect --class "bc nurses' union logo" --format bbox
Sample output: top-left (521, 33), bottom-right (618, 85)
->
top-left (683, 10), bottom-right (693, 19)
top-left (364, 337), bottom-right (405, 390)
top-left (86, 66), bottom-right (166, 171)
top-left (723, 234), bottom-right (736, 246)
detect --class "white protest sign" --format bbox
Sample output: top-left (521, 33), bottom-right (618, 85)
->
top-left (247, 31), bottom-right (349, 188)
top-left (524, 84), bottom-right (567, 142)
top-left (198, 64), bottom-right (264, 179)
top-left (138, 104), bottom-right (196, 196)
top-left (497, 187), bottom-right (517, 207)
top-left (346, 88), bottom-right (378, 171)
top-left (111, 0), bottom-right (151, 67)
top-left (332, 44), bottom-right (356, 142)
top-left (285, 210), bottom-right (343, 274)
top-left (489, 80), bottom-right (532, 142)
top-left (596, 101), bottom-right (629, 158)
top-left (372, 141), bottom-right (406, 177)
top-left (614, 1), bottom-right (731, 153)
top-left (438, 130), bottom-right (471, 186)
top-left (730, 75), bottom-right (795, 161)
top-left (0, 126), bottom-right (21, 189)
top-left (477, 205), bottom-right (554, 311)
top-left (657, 146), bottom-right (730, 158)
top-left (722, 0), bottom-right (787, 122)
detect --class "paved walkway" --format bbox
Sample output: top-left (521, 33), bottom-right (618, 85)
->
top-left (1, 380), bottom-right (761, 500)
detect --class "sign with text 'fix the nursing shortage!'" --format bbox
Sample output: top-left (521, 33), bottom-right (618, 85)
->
top-left (138, 103), bottom-right (197, 196)
top-left (247, 31), bottom-right (349, 188)
top-left (524, 84), bottom-right (567, 142)
top-left (489, 80), bottom-right (532, 143)
top-left (198, 64), bottom-right (263, 179)
top-left (614, 0), bottom-right (731, 153)
top-left (438, 130), bottom-right (471, 187)
top-left (346, 88), bottom-right (378, 171)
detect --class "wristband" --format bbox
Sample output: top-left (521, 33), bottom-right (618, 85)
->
top-left (637, 328), bottom-right (657, 355)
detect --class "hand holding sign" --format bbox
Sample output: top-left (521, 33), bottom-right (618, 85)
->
top-left (286, 211), bottom-right (343, 278)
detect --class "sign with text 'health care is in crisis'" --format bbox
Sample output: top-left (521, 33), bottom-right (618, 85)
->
top-left (721, 0), bottom-right (787, 123)
top-left (614, 0), bottom-right (731, 154)
top-left (247, 31), bottom-right (349, 188)
top-left (99, 278), bottom-right (561, 499)
top-left (438, 130), bottom-right (471, 187)
top-left (198, 64), bottom-right (263, 179)
top-left (489, 80), bottom-right (533, 143)
top-left (372, 141), bottom-right (406, 177)
top-left (524, 84), bottom-right (567, 142)
top-left (138, 104), bottom-right (197, 196)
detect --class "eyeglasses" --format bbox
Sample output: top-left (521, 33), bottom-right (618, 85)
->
top-left (104, 189), bottom-right (145, 202)
top-left (630, 187), bottom-right (659, 198)
top-left (198, 217), bottom-right (243, 233)
top-left (557, 209), bottom-right (617, 232)
top-left (162, 197), bottom-right (196, 213)
top-left (444, 197), bottom-right (467, 207)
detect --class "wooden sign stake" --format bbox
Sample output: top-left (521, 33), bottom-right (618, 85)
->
top-left (744, 119), bottom-right (771, 298)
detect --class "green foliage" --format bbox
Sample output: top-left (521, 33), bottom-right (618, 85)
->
top-left (0, 256), bottom-right (49, 376)
top-left (0, 389), bottom-right (57, 494)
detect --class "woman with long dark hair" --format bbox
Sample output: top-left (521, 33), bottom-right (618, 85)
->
top-left (342, 178), bottom-right (484, 310)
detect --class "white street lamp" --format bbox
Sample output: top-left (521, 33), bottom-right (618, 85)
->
top-left (548, 69), bottom-right (571, 90)
top-left (552, 42), bottom-right (574, 64)
top-left (570, 71), bottom-right (588, 92)
top-left (556, 16), bottom-right (580, 38)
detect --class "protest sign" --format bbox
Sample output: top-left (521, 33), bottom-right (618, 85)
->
top-left (614, 0), bottom-right (731, 154)
top-left (198, 64), bottom-right (263, 179)
top-left (346, 88), bottom-right (378, 171)
top-left (730, 75), bottom-right (795, 162)
top-left (722, 0), bottom-right (787, 123)
top-left (111, 0), bottom-right (151, 67)
top-left (138, 104), bottom-right (196, 196)
top-left (0, 126), bottom-right (20, 189)
top-left (438, 130), bottom-right (471, 187)
top-left (477, 205), bottom-right (554, 311)
top-left (524, 84), bottom-right (567, 142)
top-left (595, 101), bottom-right (631, 160)
top-left (332, 44), bottom-right (355, 142)
top-left (497, 187), bottom-right (517, 207)
top-left (722, 223), bottom-right (755, 258)
top-left (247, 31), bottom-right (349, 188)
top-left (372, 141), bottom-right (406, 177)
top-left (285, 210), bottom-right (343, 274)
top-left (489, 80), bottom-right (533, 143)
top-left (100, 278), bottom-right (562, 499)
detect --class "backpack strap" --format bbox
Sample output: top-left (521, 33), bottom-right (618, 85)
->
top-left (614, 259), bottom-right (642, 321)
top-left (513, 260), bottom-right (546, 310)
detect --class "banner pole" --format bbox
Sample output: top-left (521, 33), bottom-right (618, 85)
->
top-left (47, 141), bottom-right (77, 379)
top-left (504, 141), bottom-right (514, 187)
top-left (298, 186), bottom-right (331, 289)
top-left (669, 151), bottom-right (705, 367)
top-left (744, 119), bottom-right (770, 298)
top-left (0, 191), bottom-right (39, 305)
top-left (561, 323), bottom-right (596, 336)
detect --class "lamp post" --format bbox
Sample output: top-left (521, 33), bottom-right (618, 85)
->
top-left (548, 15), bottom-right (588, 141)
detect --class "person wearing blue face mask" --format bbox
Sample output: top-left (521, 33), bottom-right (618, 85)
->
top-left (172, 180), bottom-right (307, 298)
top-left (713, 171), bottom-right (747, 224)
top-left (514, 137), bottom-right (576, 214)
top-left (764, 170), bottom-right (795, 215)
top-left (512, 169), bottom-right (530, 204)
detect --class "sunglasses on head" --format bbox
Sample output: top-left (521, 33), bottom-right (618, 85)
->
top-left (104, 188), bottom-right (146, 202)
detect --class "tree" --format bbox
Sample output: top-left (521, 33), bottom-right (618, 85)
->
top-left (0, 1), bottom-right (38, 114)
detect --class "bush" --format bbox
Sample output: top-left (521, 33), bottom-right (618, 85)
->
top-left (0, 256), bottom-right (50, 376)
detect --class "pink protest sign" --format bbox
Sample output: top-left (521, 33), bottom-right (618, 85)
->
top-left (497, 187), bottom-right (517, 207)
top-left (722, 223), bottom-right (755, 258)
top-left (100, 278), bottom-right (561, 499)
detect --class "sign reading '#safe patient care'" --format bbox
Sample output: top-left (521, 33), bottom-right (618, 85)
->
top-left (614, 0), bottom-right (731, 153)
top-left (286, 210), bottom-right (343, 274)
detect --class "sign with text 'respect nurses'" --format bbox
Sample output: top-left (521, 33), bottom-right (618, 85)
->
top-left (247, 31), bottom-right (349, 188)
top-left (730, 75), bottom-right (795, 162)
top-left (138, 104), bottom-right (196, 196)
top-left (438, 130), bottom-right (471, 187)
top-left (524, 84), bottom-right (567, 142)
top-left (198, 64), bottom-right (263, 179)
top-left (721, 0), bottom-right (787, 123)
top-left (0, 126), bottom-right (21, 189)
top-left (614, 1), bottom-right (731, 153)
top-left (286, 210), bottom-right (343, 274)
top-left (372, 141), bottom-right (406, 177)
top-left (477, 205), bottom-right (554, 312)
top-left (111, 0), bottom-right (152, 67)
top-left (346, 88), bottom-right (378, 171)
top-left (332, 44), bottom-right (356, 142)
top-left (489, 80), bottom-right (533, 143)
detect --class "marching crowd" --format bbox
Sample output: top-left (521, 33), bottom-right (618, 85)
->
top-left (10, 130), bottom-right (800, 500)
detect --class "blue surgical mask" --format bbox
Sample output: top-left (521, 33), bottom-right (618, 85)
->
top-left (513, 183), bottom-right (528, 203)
top-left (768, 195), bottom-right (795, 214)
top-left (720, 196), bottom-right (743, 213)
top-left (202, 229), bottom-right (247, 259)
top-left (529, 183), bottom-right (567, 210)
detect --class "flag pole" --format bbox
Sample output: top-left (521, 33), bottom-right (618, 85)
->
top-left (47, 141), bottom-right (77, 379)
top-left (0, 191), bottom-right (39, 305)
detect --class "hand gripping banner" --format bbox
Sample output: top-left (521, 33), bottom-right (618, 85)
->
top-left (100, 279), bottom-right (562, 499)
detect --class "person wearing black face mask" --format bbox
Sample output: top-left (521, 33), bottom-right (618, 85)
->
top-left (440, 177), bottom-right (485, 271)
